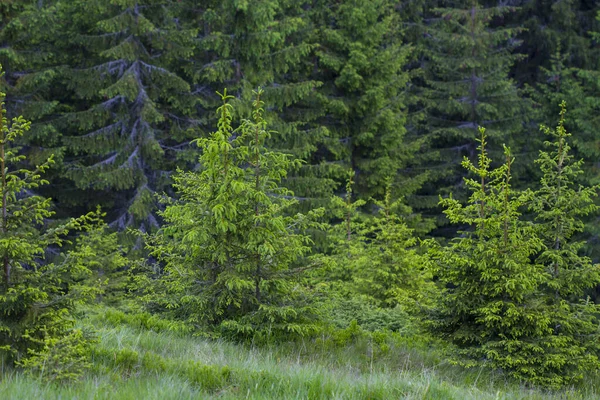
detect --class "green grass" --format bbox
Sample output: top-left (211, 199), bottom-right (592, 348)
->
top-left (0, 307), bottom-right (598, 399)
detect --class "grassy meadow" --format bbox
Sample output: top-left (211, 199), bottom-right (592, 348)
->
top-left (1, 306), bottom-right (598, 400)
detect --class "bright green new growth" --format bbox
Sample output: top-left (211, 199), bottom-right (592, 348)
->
top-left (430, 121), bottom-right (600, 387)
top-left (429, 128), bottom-right (549, 385)
top-left (0, 77), bottom-right (122, 381)
top-left (354, 181), bottom-right (434, 312)
top-left (529, 102), bottom-right (600, 385)
top-left (322, 176), bottom-right (432, 313)
top-left (143, 89), bottom-right (322, 340)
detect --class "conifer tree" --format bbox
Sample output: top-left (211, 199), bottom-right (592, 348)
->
top-left (318, 173), bottom-right (366, 286)
top-left (0, 0), bottom-right (62, 166)
top-left (324, 177), bottom-right (433, 311)
top-left (142, 89), bottom-right (321, 339)
top-left (308, 0), bottom-right (414, 200)
top-left (181, 0), bottom-right (333, 208)
top-left (530, 51), bottom-right (600, 257)
top-left (0, 85), bottom-right (113, 379)
top-left (410, 1), bottom-right (530, 229)
top-left (429, 128), bottom-right (572, 387)
top-left (353, 181), bottom-right (433, 310)
top-left (529, 103), bottom-right (600, 379)
top-left (53, 0), bottom-right (198, 228)
top-left (532, 54), bottom-right (600, 186)
top-left (511, 0), bottom-right (599, 84)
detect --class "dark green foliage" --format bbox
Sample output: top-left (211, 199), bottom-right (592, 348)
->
top-left (0, 1), bottom-right (63, 168)
top-left (182, 0), bottom-right (334, 209)
top-left (353, 182), bottom-right (434, 311)
top-left (53, 0), bottom-right (198, 228)
top-left (322, 295), bottom-right (417, 334)
top-left (511, 0), bottom-right (600, 84)
top-left (0, 85), bottom-right (120, 380)
top-left (141, 90), bottom-right (322, 340)
top-left (410, 1), bottom-right (530, 228)
top-left (308, 0), bottom-right (414, 200)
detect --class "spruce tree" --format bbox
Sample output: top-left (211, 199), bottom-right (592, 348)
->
top-left (0, 0), bottom-right (62, 166)
top-left (142, 89), bottom-right (321, 339)
top-left (308, 0), bottom-right (414, 200)
top-left (429, 128), bottom-right (564, 386)
top-left (531, 53), bottom-right (600, 186)
top-left (354, 182), bottom-right (433, 310)
top-left (510, 0), bottom-right (599, 84)
top-left (410, 1), bottom-right (530, 230)
top-left (53, 0), bottom-right (198, 228)
top-left (318, 173), bottom-right (366, 286)
top-left (324, 177), bottom-right (433, 311)
top-left (530, 50), bottom-right (600, 259)
top-left (181, 0), bottom-right (334, 209)
top-left (529, 103), bottom-right (600, 382)
top-left (0, 85), bottom-right (112, 379)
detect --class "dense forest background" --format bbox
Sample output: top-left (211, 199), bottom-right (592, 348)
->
top-left (2, 0), bottom-right (600, 395)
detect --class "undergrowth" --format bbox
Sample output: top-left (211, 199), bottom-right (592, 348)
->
top-left (0, 306), bottom-right (599, 399)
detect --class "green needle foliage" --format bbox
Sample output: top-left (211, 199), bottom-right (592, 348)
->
top-left (529, 102), bottom-right (600, 381)
top-left (0, 83), bottom-right (121, 380)
top-left (54, 0), bottom-right (198, 228)
top-left (317, 173), bottom-right (366, 286)
top-left (353, 181), bottom-right (433, 312)
top-left (429, 129), bottom-right (552, 386)
top-left (411, 1), bottom-right (529, 229)
top-left (142, 89), bottom-right (322, 340)
top-left (322, 176), bottom-right (432, 312)
top-left (310, 0), bottom-right (414, 200)
top-left (430, 120), bottom-right (600, 387)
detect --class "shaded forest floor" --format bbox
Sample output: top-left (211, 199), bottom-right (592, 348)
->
top-left (0, 306), bottom-right (598, 400)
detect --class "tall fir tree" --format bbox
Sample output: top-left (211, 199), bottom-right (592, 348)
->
top-left (307, 0), bottom-right (415, 201)
top-left (409, 1), bottom-right (530, 233)
top-left (0, 0), bottom-right (62, 167)
top-left (181, 0), bottom-right (334, 209)
top-left (510, 0), bottom-right (600, 85)
top-left (51, 0), bottom-right (198, 229)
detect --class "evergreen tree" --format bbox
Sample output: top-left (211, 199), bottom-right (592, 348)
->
top-left (510, 0), bottom-right (599, 84)
top-left (429, 128), bottom-right (572, 387)
top-left (182, 0), bottom-right (334, 209)
top-left (531, 53), bottom-right (600, 186)
top-left (317, 173), bottom-right (366, 286)
top-left (0, 0), bottom-right (62, 166)
top-left (0, 85), bottom-right (110, 379)
top-left (354, 181), bottom-right (433, 310)
top-left (529, 103), bottom-right (600, 379)
top-left (323, 177), bottom-right (433, 311)
top-left (530, 49), bottom-right (600, 258)
top-left (53, 0), bottom-right (198, 228)
top-left (142, 89), bottom-right (321, 339)
top-left (410, 1), bottom-right (530, 230)
top-left (308, 0), bottom-right (415, 200)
